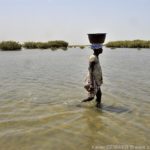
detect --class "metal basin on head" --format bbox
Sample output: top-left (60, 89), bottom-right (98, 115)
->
top-left (88, 33), bottom-right (106, 44)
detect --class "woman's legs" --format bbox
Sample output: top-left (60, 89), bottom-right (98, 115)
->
top-left (96, 88), bottom-right (102, 107)
top-left (82, 86), bottom-right (102, 105)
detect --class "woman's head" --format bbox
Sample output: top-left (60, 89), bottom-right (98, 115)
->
top-left (93, 48), bottom-right (103, 55)
top-left (91, 43), bottom-right (103, 55)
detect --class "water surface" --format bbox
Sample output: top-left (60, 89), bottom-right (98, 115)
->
top-left (0, 48), bottom-right (149, 150)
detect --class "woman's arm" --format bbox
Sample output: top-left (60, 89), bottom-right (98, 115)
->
top-left (88, 61), bottom-right (95, 89)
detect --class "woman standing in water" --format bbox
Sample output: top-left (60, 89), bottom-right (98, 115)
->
top-left (82, 44), bottom-right (103, 108)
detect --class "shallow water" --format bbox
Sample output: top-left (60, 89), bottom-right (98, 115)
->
top-left (0, 48), bottom-right (150, 150)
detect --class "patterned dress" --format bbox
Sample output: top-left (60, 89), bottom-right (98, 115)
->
top-left (84, 54), bottom-right (103, 98)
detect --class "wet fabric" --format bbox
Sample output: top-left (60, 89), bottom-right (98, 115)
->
top-left (84, 54), bottom-right (103, 98)
top-left (91, 43), bottom-right (103, 50)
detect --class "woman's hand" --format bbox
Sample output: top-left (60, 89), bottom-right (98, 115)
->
top-left (89, 84), bottom-right (94, 91)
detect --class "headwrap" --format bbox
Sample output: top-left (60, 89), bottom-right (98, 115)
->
top-left (91, 43), bottom-right (103, 50)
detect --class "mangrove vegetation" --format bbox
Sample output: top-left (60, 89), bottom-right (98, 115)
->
top-left (1, 39), bottom-right (150, 51)
top-left (0, 40), bottom-right (69, 51)
top-left (68, 45), bottom-right (86, 49)
top-left (105, 40), bottom-right (150, 48)
top-left (23, 41), bottom-right (68, 49)
top-left (0, 41), bottom-right (22, 50)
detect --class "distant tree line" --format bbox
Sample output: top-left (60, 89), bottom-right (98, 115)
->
top-left (0, 41), bottom-right (22, 50)
top-left (105, 40), bottom-right (150, 48)
top-left (1, 40), bottom-right (150, 50)
top-left (68, 45), bottom-right (85, 49)
top-left (0, 40), bottom-right (69, 51)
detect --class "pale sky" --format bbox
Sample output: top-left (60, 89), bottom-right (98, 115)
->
top-left (0, 0), bottom-right (150, 45)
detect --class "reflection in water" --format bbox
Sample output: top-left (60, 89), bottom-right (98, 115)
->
top-left (102, 104), bottom-right (130, 113)
top-left (0, 48), bottom-right (150, 149)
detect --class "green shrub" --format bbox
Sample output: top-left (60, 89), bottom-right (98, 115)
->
top-left (105, 40), bottom-right (150, 48)
top-left (36, 42), bottom-right (49, 49)
top-left (47, 41), bottom-right (68, 48)
top-left (23, 42), bottom-right (38, 49)
top-left (23, 41), bottom-right (68, 49)
top-left (79, 46), bottom-right (85, 49)
top-left (0, 41), bottom-right (22, 50)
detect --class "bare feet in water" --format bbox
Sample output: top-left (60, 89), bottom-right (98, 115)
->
top-left (96, 102), bottom-right (101, 108)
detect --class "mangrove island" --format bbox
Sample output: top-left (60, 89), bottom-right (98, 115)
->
top-left (0, 41), bottom-right (22, 51)
top-left (105, 40), bottom-right (150, 48)
top-left (0, 40), bottom-right (69, 51)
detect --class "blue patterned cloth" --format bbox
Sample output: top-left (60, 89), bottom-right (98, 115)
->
top-left (91, 44), bottom-right (102, 49)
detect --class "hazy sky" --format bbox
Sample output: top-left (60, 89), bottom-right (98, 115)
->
top-left (0, 0), bottom-right (150, 44)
